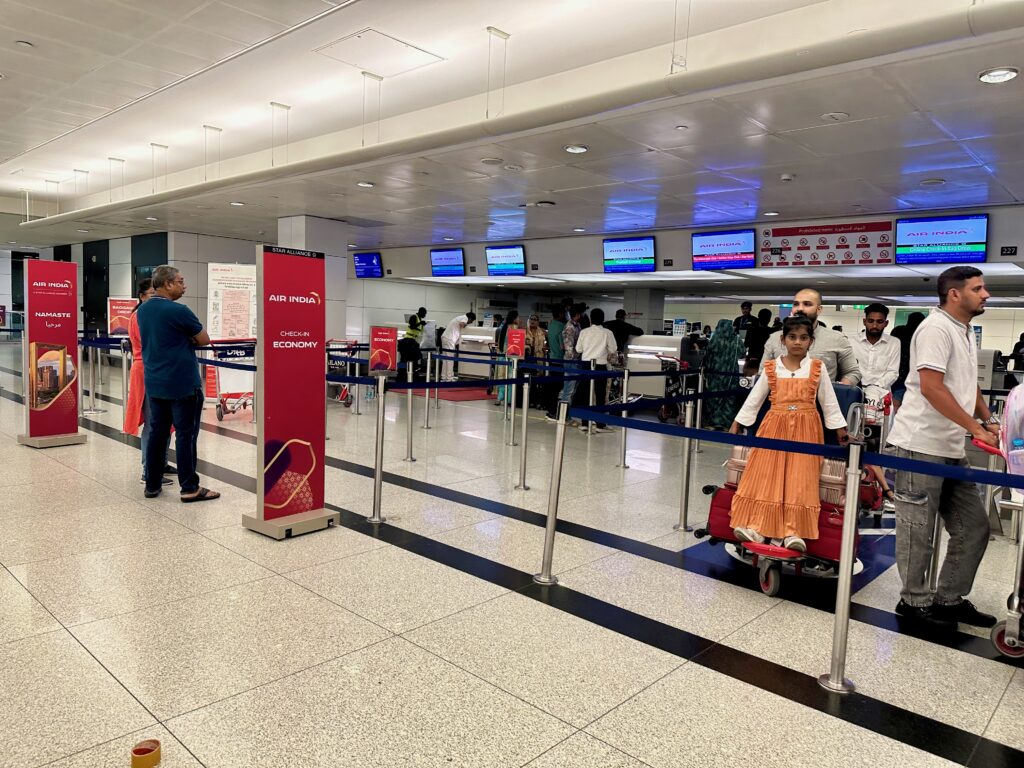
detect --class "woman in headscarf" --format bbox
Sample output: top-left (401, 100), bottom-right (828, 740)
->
top-left (703, 318), bottom-right (747, 429)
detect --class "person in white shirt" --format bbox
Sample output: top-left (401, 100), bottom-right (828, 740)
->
top-left (886, 266), bottom-right (998, 630)
top-left (440, 312), bottom-right (476, 381)
top-left (575, 307), bottom-right (618, 433)
top-left (850, 303), bottom-right (901, 506)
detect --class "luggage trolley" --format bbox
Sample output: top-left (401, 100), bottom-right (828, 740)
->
top-left (209, 339), bottom-right (255, 421)
top-left (327, 338), bottom-right (361, 407)
top-left (654, 353), bottom-right (691, 424)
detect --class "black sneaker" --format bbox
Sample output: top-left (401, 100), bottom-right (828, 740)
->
top-left (163, 464), bottom-right (177, 475)
top-left (895, 600), bottom-right (955, 628)
top-left (931, 600), bottom-right (997, 628)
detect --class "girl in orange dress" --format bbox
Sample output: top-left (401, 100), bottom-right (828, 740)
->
top-left (728, 316), bottom-right (849, 552)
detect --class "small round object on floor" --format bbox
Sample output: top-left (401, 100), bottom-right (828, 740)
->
top-left (131, 738), bottom-right (161, 768)
top-left (991, 621), bottom-right (1024, 658)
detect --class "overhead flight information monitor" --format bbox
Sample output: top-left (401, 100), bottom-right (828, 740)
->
top-left (895, 214), bottom-right (988, 265)
top-left (430, 248), bottom-right (465, 277)
top-left (353, 252), bottom-right (383, 278)
top-left (485, 245), bottom-right (526, 276)
top-left (602, 236), bottom-right (656, 273)
top-left (692, 229), bottom-right (756, 270)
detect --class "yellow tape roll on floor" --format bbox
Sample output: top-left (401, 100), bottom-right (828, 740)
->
top-left (131, 739), bottom-right (161, 768)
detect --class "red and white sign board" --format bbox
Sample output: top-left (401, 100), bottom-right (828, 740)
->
top-left (369, 326), bottom-right (398, 372)
top-left (0, 304), bottom-right (6, 327)
top-left (505, 328), bottom-right (526, 358)
top-left (243, 246), bottom-right (336, 539)
top-left (758, 221), bottom-right (894, 268)
top-left (18, 260), bottom-right (86, 448)
top-left (107, 297), bottom-right (136, 335)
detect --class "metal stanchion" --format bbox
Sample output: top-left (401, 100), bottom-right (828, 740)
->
top-left (120, 339), bottom-right (130, 408)
top-left (534, 401), bottom-right (568, 585)
top-left (508, 358), bottom-right (519, 446)
top-left (588, 359), bottom-right (596, 436)
top-left (353, 361), bottom-right (362, 415)
top-left (617, 368), bottom-right (630, 469)
top-left (403, 364), bottom-right (416, 462)
top-left (422, 352), bottom-right (432, 429)
top-left (819, 405), bottom-right (866, 695)
top-left (927, 514), bottom-right (943, 593)
top-left (502, 355), bottom-right (511, 422)
top-left (82, 344), bottom-right (106, 415)
top-left (368, 375), bottom-right (387, 524)
top-left (694, 369), bottom-right (705, 453)
top-left (673, 399), bottom-right (694, 532)
top-left (434, 355), bottom-right (442, 414)
top-left (515, 373), bottom-right (530, 490)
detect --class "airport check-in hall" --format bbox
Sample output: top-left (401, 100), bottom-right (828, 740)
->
top-left (5, 1), bottom-right (1024, 766)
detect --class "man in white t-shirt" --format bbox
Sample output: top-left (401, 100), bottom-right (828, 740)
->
top-left (886, 266), bottom-right (997, 630)
top-left (575, 307), bottom-right (617, 433)
top-left (440, 312), bottom-right (475, 381)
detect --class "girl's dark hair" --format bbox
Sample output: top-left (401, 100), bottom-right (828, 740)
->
top-left (782, 315), bottom-right (814, 338)
top-left (133, 278), bottom-right (153, 312)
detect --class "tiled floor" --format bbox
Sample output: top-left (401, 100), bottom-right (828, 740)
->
top-left (0, 344), bottom-right (1022, 767)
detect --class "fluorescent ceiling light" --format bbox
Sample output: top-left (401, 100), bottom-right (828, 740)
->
top-left (405, 275), bottom-right (565, 285)
top-left (443, 236), bottom-right (455, 241)
top-left (546, 271), bottom-right (742, 283)
top-left (979, 67), bottom-right (1019, 84)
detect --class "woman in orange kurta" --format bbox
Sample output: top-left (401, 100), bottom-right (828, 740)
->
top-left (728, 316), bottom-right (848, 552)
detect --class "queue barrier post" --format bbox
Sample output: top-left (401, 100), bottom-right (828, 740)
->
top-left (434, 355), bottom-right (441, 414)
top-left (617, 368), bottom-right (630, 469)
top-left (403, 364), bottom-right (416, 462)
top-left (534, 400), bottom-right (568, 585)
top-left (694, 369), bottom-right (705, 453)
top-left (120, 338), bottom-right (130, 408)
top-left (508, 358), bottom-right (519, 446)
top-left (515, 373), bottom-right (530, 490)
top-left (503, 355), bottom-right (511, 423)
top-left (368, 374), bottom-right (388, 524)
top-left (422, 352), bottom-right (432, 430)
top-left (819, 404), bottom-right (866, 695)
top-left (82, 344), bottom-right (106, 415)
top-left (588, 360), bottom-right (596, 436)
top-left (353, 361), bottom-right (362, 415)
top-left (672, 399), bottom-right (695, 533)
top-left (77, 343), bottom-right (84, 416)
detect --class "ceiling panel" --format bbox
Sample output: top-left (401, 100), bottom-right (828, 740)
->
top-left (781, 113), bottom-right (951, 156)
top-left (182, 2), bottom-right (288, 46)
top-left (496, 124), bottom-right (653, 163)
top-left (570, 150), bottom-right (696, 183)
top-left (668, 135), bottom-right (818, 171)
top-left (961, 132), bottom-right (1024, 167)
top-left (601, 100), bottom-right (766, 150)
top-left (0, 1), bottom-right (138, 57)
top-left (638, 171), bottom-right (756, 200)
top-left (148, 25), bottom-right (246, 63)
top-left (425, 143), bottom-right (561, 176)
top-left (221, 0), bottom-right (335, 26)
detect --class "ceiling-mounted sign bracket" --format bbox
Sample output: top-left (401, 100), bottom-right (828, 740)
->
top-left (486, 26), bottom-right (511, 119)
top-left (361, 71), bottom-right (384, 147)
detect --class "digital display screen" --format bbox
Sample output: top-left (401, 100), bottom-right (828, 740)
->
top-left (691, 229), bottom-right (756, 270)
top-left (353, 252), bottom-right (383, 278)
top-left (895, 214), bottom-right (988, 265)
top-left (430, 248), bottom-right (465, 277)
top-left (603, 237), bottom-right (656, 273)
top-left (485, 245), bottom-right (526, 276)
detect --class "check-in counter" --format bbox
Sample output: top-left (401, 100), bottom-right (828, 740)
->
top-left (626, 335), bottom-right (684, 398)
top-left (458, 327), bottom-right (497, 378)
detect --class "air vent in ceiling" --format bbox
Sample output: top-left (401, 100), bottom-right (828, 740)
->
top-left (314, 29), bottom-right (443, 78)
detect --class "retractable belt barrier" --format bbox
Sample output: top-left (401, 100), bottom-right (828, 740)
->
top-left (197, 357), bottom-right (257, 372)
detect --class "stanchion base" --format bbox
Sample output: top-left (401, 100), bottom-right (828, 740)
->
top-left (82, 408), bottom-right (107, 415)
top-left (366, 515), bottom-right (387, 525)
top-left (17, 432), bottom-right (88, 449)
top-left (817, 674), bottom-right (855, 694)
top-left (421, 425), bottom-right (431, 430)
top-left (402, 457), bottom-right (417, 463)
top-left (616, 463), bottom-right (630, 469)
top-left (242, 508), bottom-right (340, 540)
top-left (514, 483), bottom-right (530, 491)
top-left (532, 573), bottom-right (558, 585)
top-left (673, 524), bottom-right (694, 532)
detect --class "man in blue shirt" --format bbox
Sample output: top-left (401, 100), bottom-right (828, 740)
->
top-left (137, 265), bottom-right (220, 502)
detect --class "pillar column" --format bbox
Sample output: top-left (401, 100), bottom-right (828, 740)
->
top-left (277, 216), bottom-right (348, 340)
top-left (623, 288), bottom-right (665, 334)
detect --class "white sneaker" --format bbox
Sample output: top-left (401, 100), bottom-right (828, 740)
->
top-left (734, 527), bottom-right (765, 544)
top-left (783, 536), bottom-right (807, 553)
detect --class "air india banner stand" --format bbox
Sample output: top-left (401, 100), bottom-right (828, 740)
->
top-left (18, 260), bottom-right (87, 448)
top-left (243, 246), bottom-right (338, 539)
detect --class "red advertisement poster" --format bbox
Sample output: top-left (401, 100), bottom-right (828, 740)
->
top-left (758, 220), bottom-right (893, 268)
top-left (369, 326), bottom-right (398, 372)
top-left (256, 246), bottom-right (326, 524)
top-left (0, 304), bottom-right (6, 327)
top-left (505, 328), bottom-right (526, 358)
top-left (21, 260), bottom-right (82, 443)
top-left (106, 297), bottom-right (137, 335)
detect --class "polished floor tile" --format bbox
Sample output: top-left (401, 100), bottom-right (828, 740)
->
top-left (43, 725), bottom-right (203, 768)
top-left (525, 731), bottom-right (649, 767)
top-left (72, 577), bottom-right (391, 719)
top-left (372, 486), bottom-right (500, 536)
top-left (286, 545), bottom-right (508, 632)
top-left (407, 591), bottom-right (682, 727)
top-left (586, 662), bottom-right (959, 768)
top-left (985, 669), bottom-right (1024, 751)
top-left (0, 475), bottom-right (130, 521)
top-left (141, 484), bottom-right (255, 531)
top-left (10, 533), bottom-right (271, 626)
top-left (167, 637), bottom-right (574, 767)
top-left (0, 630), bottom-right (155, 768)
top-left (0, 567), bottom-right (60, 645)
top-left (557, 491), bottom-right (684, 542)
top-left (203, 522), bottom-right (386, 573)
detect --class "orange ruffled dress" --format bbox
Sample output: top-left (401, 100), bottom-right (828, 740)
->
top-left (122, 311), bottom-right (146, 435)
top-left (730, 359), bottom-right (824, 540)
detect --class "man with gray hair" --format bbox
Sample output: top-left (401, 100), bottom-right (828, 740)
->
top-left (136, 265), bottom-right (220, 502)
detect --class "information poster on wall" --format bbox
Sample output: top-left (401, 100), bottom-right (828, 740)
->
top-left (369, 326), bottom-right (398, 372)
top-left (0, 305), bottom-right (6, 327)
top-left (106, 297), bottom-right (136, 335)
top-left (505, 328), bottom-right (526, 358)
top-left (207, 262), bottom-right (257, 340)
top-left (18, 260), bottom-right (86, 448)
top-left (672, 319), bottom-right (688, 337)
top-left (759, 221), bottom-right (894, 268)
top-left (243, 246), bottom-right (335, 539)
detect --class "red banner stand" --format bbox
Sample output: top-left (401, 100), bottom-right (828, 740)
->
top-left (242, 246), bottom-right (339, 539)
top-left (18, 260), bottom-right (87, 449)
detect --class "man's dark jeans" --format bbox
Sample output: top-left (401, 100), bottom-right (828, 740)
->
top-left (145, 390), bottom-right (203, 495)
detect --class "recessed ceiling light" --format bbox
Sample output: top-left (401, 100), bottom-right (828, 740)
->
top-left (7, 241), bottom-right (16, 244)
top-left (480, 157), bottom-right (503, 165)
top-left (229, 201), bottom-right (245, 206)
top-left (563, 144), bottom-right (589, 154)
top-left (820, 111), bottom-right (850, 122)
top-left (145, 216), bottom-right (158, 221)
top-left (15, 40), bottom-right (33, 48)
top-left (443, 236), bottom-right (455, 241)
top-left (919, 178), bottom-right (946, 186)
top-left (76, 229), bottom-right (90, 233)
top-left (356, 181), bottom-right (375, 188)
top-left (763, 211), bottom-right (781, 217)
top-left (979, 67), bottom-right (1019, 84)
top-left (536, 200), bottom-right (556, 207)
top-left (573, 227), bottom-right (586, 232)
top-left (674, 124), bottom-right (689, 131)
top-left (347, 243), bottom-right (358, 248)
top-left (503, 163), bottom-right (523, 172)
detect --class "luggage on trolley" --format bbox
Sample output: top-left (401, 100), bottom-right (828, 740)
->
top-left (655, 353), bottom-right (691, 423)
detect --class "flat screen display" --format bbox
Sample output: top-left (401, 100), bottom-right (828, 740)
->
top-left (430, 248), bottom-right (465, 277)
top-left (353, 252), bottom-right (383, 278)
top-left (691, 229), bottom-right (756, 271)
top-left (895, 214), bottom-right (988, 265)
top-left (603, 237), bottom-right (656, 273)
top-left (485, 245), bottom-right (526, 276)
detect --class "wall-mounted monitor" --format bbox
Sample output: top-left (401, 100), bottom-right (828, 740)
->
top-left (353, 252), bottom-right (383, 278)
top-left (485, 245), bottom-right (526, 276)
top-left (429, 248), bottom-right (465, 277)
top-left (603, 236), bottom-right (656, 273)
top-left (895, 214), bottom-right (988, 265)
top-left (691, 229), bottom-right (756, 271)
